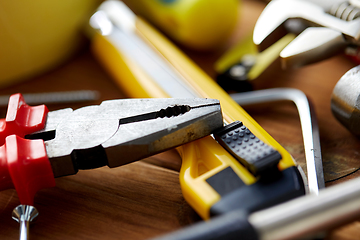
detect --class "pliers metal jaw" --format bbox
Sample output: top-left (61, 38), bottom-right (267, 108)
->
top-left (253, 0), bottom-right (360, 68)
top-left (37, 98), bottom-right (222, 177)
top-left (0, 94), bottom-right (223, 205)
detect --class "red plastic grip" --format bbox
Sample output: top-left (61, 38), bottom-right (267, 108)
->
top-left (0, 135), bottom-right (55, 205)
top-left (0, 93), bottom-right (49, 145)
top-left (0, 93), bottom-right (55, 205)
top-left (349, 55), bottom-right (360, 65)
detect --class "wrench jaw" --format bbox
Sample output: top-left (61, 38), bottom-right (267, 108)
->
top-left (253, 10), bottom-right (287, 51)
top-left (253, 0), bottom-right (332, 49)
top-left (254, 0), bottom-right (360, 69)
top-left (253, 0), bottom-right (299, 52)
top-left (280, 27), bottom-right (348, 69)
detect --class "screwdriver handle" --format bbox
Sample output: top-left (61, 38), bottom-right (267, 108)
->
top-left (0, 135), bottom-right (55, 205)
top-left (0, 93), bottom-right (48, 146)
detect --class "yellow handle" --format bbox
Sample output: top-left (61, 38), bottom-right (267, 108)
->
top-left (215, 33), bottom-right (296, 79)
top-left (91, 15), bottom-right (296, 220)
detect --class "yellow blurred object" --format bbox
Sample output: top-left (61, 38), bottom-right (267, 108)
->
top-left (90, 1), bottom-right (301, 220)
top-left (215, 33), bottom-right (296, 80)
top-left (248, 34), bottom-right (295, 80)
top-left (0, 0), bottom-right (101, 87)
top-left (214, 34), bottom-right (258, 74)
top-left (123, 0), bottom-right (239, 50)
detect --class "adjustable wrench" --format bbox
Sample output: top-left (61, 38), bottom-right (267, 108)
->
top-left (253, 0), bottom-right (360, 68)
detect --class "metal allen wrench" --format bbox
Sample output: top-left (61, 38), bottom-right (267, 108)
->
top-left (231, 88), bottom-right (325, 195)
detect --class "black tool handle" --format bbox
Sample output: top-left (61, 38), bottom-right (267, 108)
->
top-left (151, 210), bottom-right (259, 240)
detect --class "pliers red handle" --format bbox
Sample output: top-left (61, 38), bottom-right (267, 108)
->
top-left (0, 93), bottom-right (223, 206)
top-left (0, 93), bottom-right (54, 205)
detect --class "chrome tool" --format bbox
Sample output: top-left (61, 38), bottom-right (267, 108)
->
top-left (332, 65), bottom-right (360, 135)
top-left (231, 88), bottom-right (324, 195)
top-left (253, 0), bottom-right (360, 68)
top-left (1, 93), bottom-right (222, 200)
top-left (0, 93), bottom-right (222, 239)
top-left (12, 205), bottom-right (38, 240)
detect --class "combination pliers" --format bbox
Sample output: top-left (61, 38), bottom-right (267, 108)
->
top-left (0, 93), bottom-right (223, 206)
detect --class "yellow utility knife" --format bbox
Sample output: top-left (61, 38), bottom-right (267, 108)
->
top-left (87, 0), bottom-right (306, 220)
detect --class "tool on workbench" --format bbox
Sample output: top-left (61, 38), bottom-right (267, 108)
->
top-left (121, 0), bottom-right (238, 50)
top-left (331, 65), bottom-right (360, 135)
top-left (0, 90), bottom-right (99, 107)
top-left (153, 169), bottom-right (360, 240)
top-left (215, 0), bottom-right (360, 91)
top-left (156, 88), bottom-right (327, 239)
top-left (231, 88), bottom-right (325, 195)
top-left (253, 0), bottom-right (360, 68)
top-left (88, 0), bottom-right (308, 225)
top-left (0, 93), bottom-right (222, 238)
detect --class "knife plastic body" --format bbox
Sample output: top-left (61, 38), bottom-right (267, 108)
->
top-left (88, 0), bottom-right (305, 220)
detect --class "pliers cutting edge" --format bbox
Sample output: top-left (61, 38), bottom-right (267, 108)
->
top-left (253, 0), bottom-right (360, 68)
top-left (0, 93), bottom-right (222, 206)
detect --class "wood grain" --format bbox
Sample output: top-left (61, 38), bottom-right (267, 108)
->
top-left (0, 0), bottom-right (360, 239)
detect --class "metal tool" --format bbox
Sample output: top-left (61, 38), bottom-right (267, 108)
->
top-left (0, 90), bottom-right (99, 107)
top-left (89, 0), bottom-right (306, 221)
top-left (0, 93), bottom-right (222, 204)
top-left (0, 93), bottom-right (222, 240)
top-left (1, 93), bottom-right (222, 237)
top-left (331, 65), bottom-right (360, 135)
top-left (231, 88), bottom-right (324, 195)
top-left (268, 0), bottom-right (357, 12)
top-left (253, 0), bottom-right (360, 68)
top-left (12, 205), bottom-right (38, 240)
top-left (153, 171), bottom-right (360, 240)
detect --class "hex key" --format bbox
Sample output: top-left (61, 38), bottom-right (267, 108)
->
top-left (231, 88), bottom-right (325, 195)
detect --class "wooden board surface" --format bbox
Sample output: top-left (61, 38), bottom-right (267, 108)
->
top-left (1, 0), bottom-right (360, 239)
